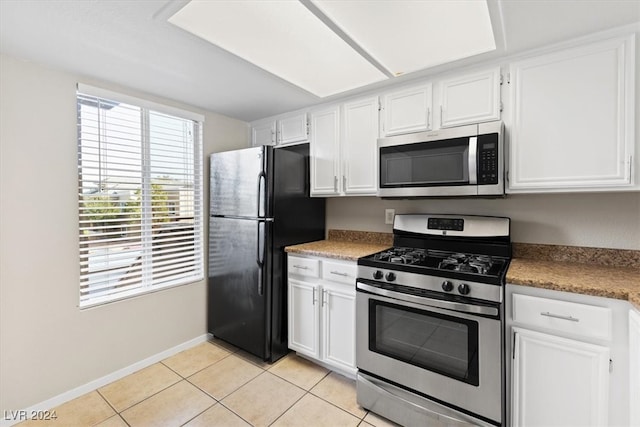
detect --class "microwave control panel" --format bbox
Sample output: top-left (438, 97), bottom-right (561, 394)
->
top-left (477, 134), bottom-right (499, 185)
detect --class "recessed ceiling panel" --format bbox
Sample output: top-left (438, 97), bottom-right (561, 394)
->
top-left (312, 0), bottom-right (496, 76)
top-left (168, 0), bottom-right (388, 97)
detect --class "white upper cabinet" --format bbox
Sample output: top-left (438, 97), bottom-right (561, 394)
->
top-left (277, 112), bottom-right (309, 145)
top-left (508, 34), bottom-right (636, 193)
top-left (342, 96), bottom-right (379, 195)
top-left (251, 118), bottom-right (276, 146)
top-left (251, 112), bottom-right (309, 146)
top-left (310, 105), bottom-right (341, 196)
top-left (439, 67), bottom-right (501, 128)
top-left (310, 97), bottom-right (379, 197)
top-left (381, 83), bottom-right (433, 136)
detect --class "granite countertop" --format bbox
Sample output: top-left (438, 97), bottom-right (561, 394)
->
top-left (285, 230), bottom-right (392, 261)
top-left (285, 231), bottom-right (640, 309)
top-left (508, 244), bottom-right (640, 309)
top-left (285, 239), bottom-right (391, 261)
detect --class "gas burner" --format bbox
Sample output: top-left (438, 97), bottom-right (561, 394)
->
top-left (438, 253), bottom-right (494, 275)
top-left (374, 247), bottom-right (426, 265)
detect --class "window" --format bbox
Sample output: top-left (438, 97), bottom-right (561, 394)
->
top-left (77, 84), bottom-right (204, 307)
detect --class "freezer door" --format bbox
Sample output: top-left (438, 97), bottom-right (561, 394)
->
top-left (208, 216), bottom-right (271, 359)
top-left (210, 146), bottom-right (270, 218)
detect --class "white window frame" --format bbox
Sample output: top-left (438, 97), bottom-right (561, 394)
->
top-left (77, 83), bottom-right (205, 308)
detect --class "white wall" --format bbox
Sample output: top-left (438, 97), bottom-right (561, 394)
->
top-left (0, 55), bottom-right (249, 412)
top-left (327, 192), bottom-right (640, 250)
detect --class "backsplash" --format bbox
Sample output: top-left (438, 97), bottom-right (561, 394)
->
top-left (327, 229), bottom-right (393, 246)
top-left (326, 193), bottom-right (640, 251)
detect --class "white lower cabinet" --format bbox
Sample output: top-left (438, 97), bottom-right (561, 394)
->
top-left (511, 327), bottom-right (610, 426)
top-left (288, 278), bottom-right (320, 357)
top-left (507, 285), bottom-right (638, 426)
top-left (288, 255), bottom-right (356, 375)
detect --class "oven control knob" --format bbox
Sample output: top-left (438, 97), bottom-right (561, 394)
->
top-left (441, 281), bottom-right (454, 292)
top-left (385, 272), bottom-right (396, 282)
top-left (458, 283), bottom-right (470, 295)
top-left (373, 270), bottom-right (383, 280)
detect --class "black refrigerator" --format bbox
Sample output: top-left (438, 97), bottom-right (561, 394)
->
top-left (208, 143), bottom-right (325, 362)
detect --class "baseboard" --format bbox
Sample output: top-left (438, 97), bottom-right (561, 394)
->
top-left (1, 334), bottom-right (210, 427)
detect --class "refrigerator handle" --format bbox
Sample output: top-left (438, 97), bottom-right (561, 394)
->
top-left (257, 220), bottom-right (265, 296)
top-left (257, 171), bottom-right (266, 218)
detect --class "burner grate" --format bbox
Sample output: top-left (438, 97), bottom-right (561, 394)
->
top-left (438, 253), bottom-right (494, 275)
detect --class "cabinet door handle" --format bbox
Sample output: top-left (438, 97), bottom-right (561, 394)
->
top-left (322, 290), bottom-right (327, 307)
top-left (330, 271), bottom-right (348, 277)
top-left (426, 108), bottom-right (431, 129)
top-left (293, 265), bottom-right (309, 270)
top-left (343, 175), bottom-right (347, 191)
top-left (312, 288), bottom-right (317, 305)
top-left (334, 175), bottom-right (338, 192)
top-left (540, 311), bottom-right (580, 322)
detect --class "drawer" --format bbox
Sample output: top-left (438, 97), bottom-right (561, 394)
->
top-left (512, 294), bottom-right (612, 341)
top-left (288, 256), bottom-right (320, 278)
top-left (321, 260), bottom-right (357, 285)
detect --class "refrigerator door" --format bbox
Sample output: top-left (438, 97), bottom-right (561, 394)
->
top-left (208, 216), bottom-right (272, 360)
top-left (210, 146), bottom-right (271, 218)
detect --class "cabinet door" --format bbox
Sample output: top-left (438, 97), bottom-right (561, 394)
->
top-left (508, 35), bottom-right (635, 192)
top-left (322, 284), bottom-right (356, 373)
top-left (630, 309), bottom-right (640, 426)
top-left (382, 84), bottom-right (432, 136)
top-left (512, 327), bottom-right (610, 427)
top-left (288, 278), bottom-right (320, 358)
top-left (310, 106), bottom-right (341, 196)
top-left (252, 120), bottom-right (276, 146)
top-left (439, 67), bottom-right (500, 128)
top-left (342, 96), bottom-right (379, 195)
top-left (278, 113), bottom-right (308, 145)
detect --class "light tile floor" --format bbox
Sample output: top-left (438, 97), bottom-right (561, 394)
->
top-left (17, 339), bottom-right (400, 427)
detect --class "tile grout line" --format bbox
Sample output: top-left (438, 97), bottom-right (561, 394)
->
top-left (215, 370), bottom-right (274, 427)
top-left (91, 389), bottom-right (125, 426)
top-left (177, 401), bottom-right (218, 427)
top-left (216, 400), bottom-right (259, 427)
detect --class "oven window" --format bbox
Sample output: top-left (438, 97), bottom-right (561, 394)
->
top-left (369, 300), bottom-right (479, 386)
top-left (379, 138), bottom-right (469, 187)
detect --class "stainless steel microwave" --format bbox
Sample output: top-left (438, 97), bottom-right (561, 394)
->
top-left (377, 121), bottom-right (504, 198)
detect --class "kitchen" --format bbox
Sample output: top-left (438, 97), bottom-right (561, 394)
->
top-left (1, 1), bottom-right (639, 426)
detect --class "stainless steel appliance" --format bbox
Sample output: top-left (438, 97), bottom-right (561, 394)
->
top-left (377, 121), bottom-right (504, 198)
top-left (208, 144), bottom-right (325, 362)
top-left (356, 214), bottom-right (511, 426)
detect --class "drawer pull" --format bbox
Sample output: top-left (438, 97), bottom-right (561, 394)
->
top-left (540, 312), bottom-right (580, 322)
top-left (293, 265), bottom-right (310, 270)
top-left (330, 271), bottom-right (349, 277)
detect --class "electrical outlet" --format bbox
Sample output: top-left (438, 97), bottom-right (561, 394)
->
top-left (385, 209), bottom-right (395, 225)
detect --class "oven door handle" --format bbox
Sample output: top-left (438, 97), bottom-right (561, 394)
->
top-left (356, 282), bottom-right (498, 317)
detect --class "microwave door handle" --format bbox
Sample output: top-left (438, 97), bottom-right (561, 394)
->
top-left (468, 136), bottom-right (478, 185)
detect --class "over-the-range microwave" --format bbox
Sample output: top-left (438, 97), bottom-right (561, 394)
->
top-left (377, 121), bottom-right (504, 198)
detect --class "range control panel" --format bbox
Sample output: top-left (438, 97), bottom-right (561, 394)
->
top-left (427, 217), bottom-right (464, 231)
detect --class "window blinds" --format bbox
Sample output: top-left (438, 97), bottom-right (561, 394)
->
top-left (77, 87), bottom-right (204, 307)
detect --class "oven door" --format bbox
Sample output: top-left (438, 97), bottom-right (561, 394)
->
top-left (356, 281), bottom-right (502, 424)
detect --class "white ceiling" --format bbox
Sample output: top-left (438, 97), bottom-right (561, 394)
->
top-left (1, 0), bottom-right (639, 122)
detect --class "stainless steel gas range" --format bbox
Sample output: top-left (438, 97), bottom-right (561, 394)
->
top-left (356, 214), bottom-right (512, 427)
